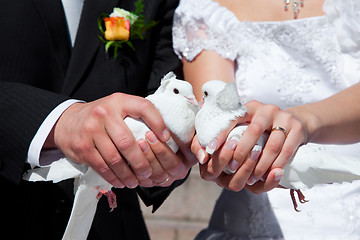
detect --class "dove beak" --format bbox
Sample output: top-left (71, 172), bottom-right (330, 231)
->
top-left (186, 96), bottom-right (199, 106)
top-left (199, 98), bottom-right (204, 108)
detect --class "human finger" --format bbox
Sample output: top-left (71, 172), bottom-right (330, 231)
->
top-left (93, 134), bottom-right (140, 188)
top-left (137, 139), bottom-right (169, 185)
top-left (117, 94), bottom-right (171, 142)
top-left (191, 135), bottom-right (210, 165)
top-left (105, 115), bottom-right (153, 181)
top-left (171, 133), bottom-right (198, 169)
top-left (220, 136), bottom-right (241, 174)
top-left (245, 168), bottom-right (284, 193)
top-left (232, 118), bottom-right (270, 172)
top-left (204, 120), bottom-right (238, 155)
top-left (146, 131), bottom-right (186, 178)
top-left (78, 145), bottom-right (127, 188)
top-left (206, 135), bottom-right (241, 177)
top-left (270, 120), bottom-right (306, 169)
top-left (216, 148), bottom-right (261, 191)
top-left (249, 125), bottom-right (288, 184)
top-left (230, 102), bottom-right (281, 168)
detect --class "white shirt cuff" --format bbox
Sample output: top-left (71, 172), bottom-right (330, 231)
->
top-left (27, 99), bottom-right (84, 167)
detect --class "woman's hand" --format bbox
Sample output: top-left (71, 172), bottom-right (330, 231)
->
top-left (192, 100), bottom-right (310, 192)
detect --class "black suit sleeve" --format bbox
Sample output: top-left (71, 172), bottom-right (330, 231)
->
top-left (0, 82), bottom-right (69, 184)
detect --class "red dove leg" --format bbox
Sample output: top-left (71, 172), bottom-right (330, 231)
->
top-left (105, 190), bottom-right (117, 212)
top-left (296, 189), bottom-right (309, 204)
top-left (290, 189), bottom-right (308, 212)
top-left (96, 188), bottom-right (118, 212)
top-left (290, 189), bottom-right (300, 212)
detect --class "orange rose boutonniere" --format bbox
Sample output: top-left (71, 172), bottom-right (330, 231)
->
top-left (98, 0), bottom-right (157, 58)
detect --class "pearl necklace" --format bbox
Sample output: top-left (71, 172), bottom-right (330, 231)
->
top-left (284, 0), bottom-right (304, 19)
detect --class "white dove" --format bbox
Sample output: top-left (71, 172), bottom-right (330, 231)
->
top-left (23, 71), bottom-right (198, 240)
top-left (195, 80), bottom-right (260, 174)
top-left (195, 80), bottom-right (247, 154)
top-left (196, 80), bottom-right (360, 211)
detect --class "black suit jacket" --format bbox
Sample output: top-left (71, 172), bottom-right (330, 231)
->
top-left (0, 0), bottom-right (182, 239)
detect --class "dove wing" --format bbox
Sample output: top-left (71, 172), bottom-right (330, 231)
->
top-left (23, 158), bottom-right (86, 183)
top-left (216, 82), bottom-right (242, 110)
top-left (280, 144), bottom-right (360, 189)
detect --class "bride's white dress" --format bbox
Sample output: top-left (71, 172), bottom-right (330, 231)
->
top-left (173, 0), bottom-right (360, 239)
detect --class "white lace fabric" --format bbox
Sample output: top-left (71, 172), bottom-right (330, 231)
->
top-left (173, 0), bottom-right (360, 108)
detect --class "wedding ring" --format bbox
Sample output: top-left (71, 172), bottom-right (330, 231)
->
top-left (157, 177), bottom-right (170, 185)
top-left (271, 126), bottom-right (287, 138)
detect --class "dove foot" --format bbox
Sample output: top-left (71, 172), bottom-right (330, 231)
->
top-left (290, 189), bottom-right (309, 212)
top-left (96, 189), bottom-right (118, 212)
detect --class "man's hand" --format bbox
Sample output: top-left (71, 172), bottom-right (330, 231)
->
top-left (47, 93), bottom-right (171, 189)
top-left (137, 131), bottom-right (198, 187)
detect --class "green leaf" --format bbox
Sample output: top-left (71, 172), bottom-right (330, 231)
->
top-left (126, 41), bottom-right (135, 51)
top-left (105, 41), bottom-right (114, 52)
top-left (97, 13), bottom-right (109, 35)
top-left (134, 0), bottom-right (144, 16)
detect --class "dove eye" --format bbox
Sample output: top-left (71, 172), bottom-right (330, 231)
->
top-left (204, 91), bottom-right (208, 97)
top-left (173, 88), bottom-right (179, 94)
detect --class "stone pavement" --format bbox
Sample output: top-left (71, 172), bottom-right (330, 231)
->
top-left (140, 165), bottom-right (223, 240)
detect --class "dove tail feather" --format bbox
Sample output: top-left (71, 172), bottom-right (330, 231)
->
top-left (62, 185), bottom-right (99, 240)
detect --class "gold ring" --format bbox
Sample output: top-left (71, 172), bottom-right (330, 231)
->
top-left (157, 177), bottom-right (170, 185)
top-left (271, 126), bottom-right (287, 138)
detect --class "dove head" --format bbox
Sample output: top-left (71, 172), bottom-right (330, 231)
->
top-left (200, 80), bottom-right (246, 112)
top-left (201, 80), bottom-right (227, 106)
top-left (200, 80), bottom-right (226, 107)
top-left (195, 80), bottom-right (247, 147)
top-left (155, 72), bottom-right (198, 107)
top-left (147, 72), bottom-right (199, 145)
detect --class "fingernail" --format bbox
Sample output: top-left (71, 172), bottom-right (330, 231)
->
top-left (142, 169), bottom-right (152, 179)
top-left (162, 129), bottom-right (171, 142)
top-left (197, 149), bottom-right (206, 164)
top-left (147, 131), bottom-right (158, 144)
top-left (225, 139), bottom-right (238, 151)
top-left (127, 180), bottom-right (139, 189)
top-left (114, 182), bottom-right (125, 188)
top-left (228, 159), bottom-right (240, 173)
top-left (139, 139), bottom-right (149, 152)
top-left (250, 150), bottom-right (261, 162)
top-left (247, 176), bottom-right (258, 186)
top-left (206, 139), bottom-right (218, 154)
top-left (274, 169), bottom-right (284, 181)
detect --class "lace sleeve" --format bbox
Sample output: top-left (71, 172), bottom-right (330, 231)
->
top-left (173, 0), bottom-right (239, 62)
